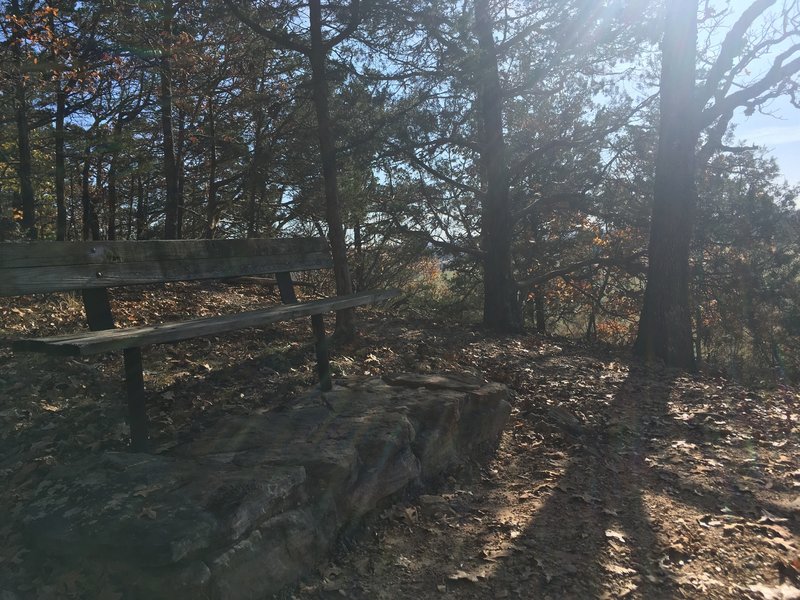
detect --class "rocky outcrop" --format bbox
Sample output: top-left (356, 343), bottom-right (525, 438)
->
top-left (20, 374), bottom-right (510, 600)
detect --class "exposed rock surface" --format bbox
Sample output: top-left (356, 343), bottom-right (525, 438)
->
top-left (20, 374), bottom-right (510, 599)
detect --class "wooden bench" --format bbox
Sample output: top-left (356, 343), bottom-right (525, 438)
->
top-left (0, 237), bottom-right (398, 451)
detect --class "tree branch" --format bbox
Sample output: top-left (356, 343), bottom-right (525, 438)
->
top-left (516, 253), bottom-right (645, 289)
top-left (223, 0), bottom-right (310, 56)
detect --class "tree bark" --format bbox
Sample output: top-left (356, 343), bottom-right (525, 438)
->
top-left (11, 0), bottom-right (36, 238)
top-left (107, 121), bottom-right (122, 240)
top-left (309, 0), bottom-right (355, 338)
top-left (246, 103), bottom-right (266, 238)
top-left (632, 0), bottom-right (698, 370)
top-left (81, 150), bottom-right (101, 241)
top-left (54, 79), bottom-right (67, 241)
top-left (176, 106), bottom-right (186, 239)
top-left (204, 100), bottom-right (218, 239)
top-left (534, 291), bottom-right (546, 334)
top-left (474, 0), bottom-right (522, 333)
top-left (107, 160), bottom-right (117, 240)
top-left (161, 0), bottom-right (180, 239)
top-left (135, 175), bottom-right (147, 239)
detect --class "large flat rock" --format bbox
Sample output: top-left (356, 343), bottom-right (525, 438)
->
top-left (19, 373), bottom-right (510, 599)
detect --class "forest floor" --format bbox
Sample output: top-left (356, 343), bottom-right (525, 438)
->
top-left (0, 281), bottom-right (798, 600)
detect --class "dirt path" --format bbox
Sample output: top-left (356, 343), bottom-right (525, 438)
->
top-left (1, 285), bottom-right (798, 599)
top-left (287, 335), bottom-right (800, 599)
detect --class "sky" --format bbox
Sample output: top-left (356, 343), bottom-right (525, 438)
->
top-left (723, 0), bottom-right (799, 187)
top-left (733, 98), bottom-right (800, 187)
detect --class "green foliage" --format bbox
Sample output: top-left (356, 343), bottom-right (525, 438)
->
top-left (2, 0), bottom-right (799, 382)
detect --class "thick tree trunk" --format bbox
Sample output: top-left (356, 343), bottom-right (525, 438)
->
top-left (161, 0), bottom-right (180, 239)
top-left (474, 0), bottom-right (522, 333)
top-left (309, 0), bottom-right (355, 339)
top-left (633, 0), bottom-right (698, 370)
top-left (11, 0), bottom-right (36, 238)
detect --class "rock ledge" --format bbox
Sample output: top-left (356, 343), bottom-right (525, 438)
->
top-left (22, 373), bottom-right (510, 599)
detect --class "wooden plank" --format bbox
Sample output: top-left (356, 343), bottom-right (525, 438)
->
top-left (0, 238), bottom-right (328, 268)
top-left (0, 252), bottom-right (333, 296)
top-left (13, 289), bottom-right (400, 356)
top-left (0, 238), bottom-right (333, 296)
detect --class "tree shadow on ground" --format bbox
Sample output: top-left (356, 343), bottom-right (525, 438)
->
top-left (474, 360), bottom-right (798, 599)
top-left (488, 369), bottom-right (680, 599)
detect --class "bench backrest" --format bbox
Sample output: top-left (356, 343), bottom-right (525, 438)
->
top-left (0, 238), bottom-right (332, 296)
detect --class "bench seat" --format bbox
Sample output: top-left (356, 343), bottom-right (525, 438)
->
top-left (14, 289), bottom-right (398, 356)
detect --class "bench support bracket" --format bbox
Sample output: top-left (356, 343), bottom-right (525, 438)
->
top-left (277, 272), bottom-right (332, 391)
top-left (82, 288), bottom-right (149, 451)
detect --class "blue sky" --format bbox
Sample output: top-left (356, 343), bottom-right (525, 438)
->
top-left (733, 98), bottom-right (800, 187)
top-left (723, 0), bottom-right (799, 187)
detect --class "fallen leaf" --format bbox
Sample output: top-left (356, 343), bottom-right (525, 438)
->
top-left (605, 529), bottom-right (627, 543)
top-left (605, 564), bottom-right (636, 575)
top-left (748, 582), bottom-right (800, 600)
top-left (448, 570), bottom-right (480, 583)
top-left (138, 506), bottom-right (157, 520)
top-left (698, 515), bottom-right (723, 528)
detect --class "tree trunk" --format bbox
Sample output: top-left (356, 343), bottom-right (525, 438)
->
top-left (632, 0), bottom-right (698, 370)
top-left (204, 100), bottom-right (218, 239)
top-left (107, 161), bottom-right (117, 240)
top-left (309, 0), bottom-right (355, 339)
top-left (161, 0), bottom-right (180, 239)
top-left (176, 106), bottom-right (186, 239)
top-left (54, 50), bottom-right (67, 240)
top-left (11, 0), bottom-right (36, 238)
top-left (246, 103), bottom-right (266, 238)
top-left (107, 122), bottom-right (121, 240)
top-left (135, 175), bottom-right (147, 239)
top-left (127, 174), bottom-right (135, 239)
top-left (474, 0), bottom-right (522, 333)
top-left (353, 219), bottom-right (364, 292)
top-left (534, 291), bottom-right (546, 334)
top-left (81, 151), bottom-right (101, 241)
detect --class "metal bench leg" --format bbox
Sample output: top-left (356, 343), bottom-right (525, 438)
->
top-left (311, 314), bottom-right (332, 391)
top-left (123, 348), bottom-right (149, 452)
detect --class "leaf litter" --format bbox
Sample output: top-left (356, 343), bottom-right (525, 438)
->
top-left (0, 281), bottom-right (797, 599)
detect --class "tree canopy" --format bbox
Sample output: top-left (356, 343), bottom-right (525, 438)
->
top-left (1, 0), bottom-right (798, 380)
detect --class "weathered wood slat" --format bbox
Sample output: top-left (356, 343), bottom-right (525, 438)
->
top-left (0, 238), bottom-right (328, 268)
top-left (13, 289), bottom-right (400, 356)
top-left (0, 238), bottom-right (333, 296)
top-left (0, 252), bottom-right (333, 296)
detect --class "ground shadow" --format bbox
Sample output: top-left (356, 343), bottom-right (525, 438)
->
top-left (493, 368), bottom-right (679, 598)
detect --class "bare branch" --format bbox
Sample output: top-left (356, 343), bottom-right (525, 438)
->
top-left (699, 0), bottom-right (778, 105)
top-left (516, 253), bottom-right (645, 289)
